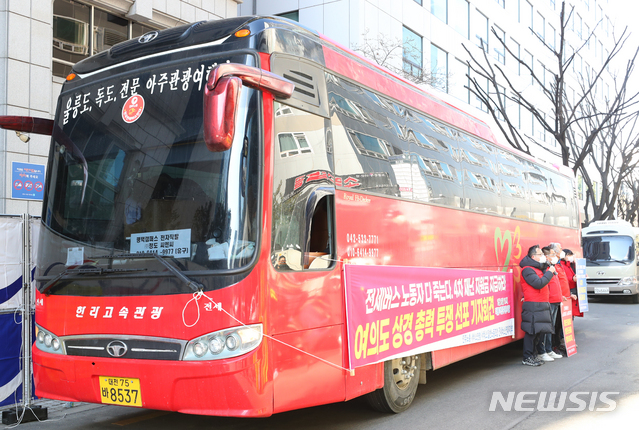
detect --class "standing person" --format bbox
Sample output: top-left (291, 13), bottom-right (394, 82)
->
top-left (537, 246), bottom-right (563, 361)
top-left (561, 249), bottom-right (583, 318)
top-left (549, 243), bottom-right (571, 356)
top-left (520, 245), bottom-right (555, 367)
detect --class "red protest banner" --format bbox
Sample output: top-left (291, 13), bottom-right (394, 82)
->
top-left (344, 264), bottom-right (515, 369)
top-left (561, 298), bottom-right (577, 356)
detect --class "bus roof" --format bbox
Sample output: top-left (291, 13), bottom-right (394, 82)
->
top-left (582, 220), bottom-right (637, 236)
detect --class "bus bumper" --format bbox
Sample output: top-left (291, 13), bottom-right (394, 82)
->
top-left (587, 281), bottom-right (639, 296)
top-left (32, 345), bottom-right (272, 417)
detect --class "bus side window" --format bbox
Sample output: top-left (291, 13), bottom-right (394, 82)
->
top-left (272, 101), bottom-right (334, 271)
top-left (306, 195), bottom-right (334, 269)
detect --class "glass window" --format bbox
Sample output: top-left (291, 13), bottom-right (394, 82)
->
top-left (496, 150), bottom-right (529, 219)
top-left (576, 14), bottom-right (582, 39)
top-left (458, 136), bottom-right (500, 214)
top-left (430, 44), bottom-right (448, 92)
top-left (403, 26), bottom-right (423, 79)
top-left (521, 1), bottom-right (533, 31)
top-left (474, 10), bottom-right (489, 52)
top-left (583, 236), bottom-right (635, 265)
top-left (450, 0), bottom-right (469, 38)
top-left (53, 0), bottom-right (158, 78)
top-left (431, 0), bottom-right (447, 22)
top-left (278, 11), bottom-right (299, 21)
top-left (450, 58), bottom-right (469, 103)
top-left (93, 9), bottom-right (128, 55)
top-left (278, 133), bottom-right (313, 158)
top-left (495, 85), bottom-right (506, 121)
top-left (523, 49), bottom-right (533, 84)
top-left (472, 73), bottom-right (488, 112)
top-left (53, 0), bottom-right (91, 78)
top-left (272, 103), bottom-right (335, 271)
top-left (493, 26), bottom-right (505, 64)
top-left (410, 121), bottom-right (464, 207)
top-left (507, 98), bottom-right (519, 129)
top-left (535, 12), bottom-right (545, 41)
top-left (548, 24), bottom-right (555, 50)
top-left (510, 38), bottom-right (520, 75)
top-left (525, 166), bottom-right (551, 223)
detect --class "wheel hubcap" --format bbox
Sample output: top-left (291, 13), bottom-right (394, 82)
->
top-left (391, 355), bottom-right (419, 390)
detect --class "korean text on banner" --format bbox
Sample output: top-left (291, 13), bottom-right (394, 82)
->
top-left (575, 258), bottom-right (589, 313)
top-left (561, 298), bottom-right (577, 356)
top-left (344, 265), bottom-right (515, 369)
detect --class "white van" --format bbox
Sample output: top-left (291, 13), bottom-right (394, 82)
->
top-left (582, 220), bottom-right (639, 303)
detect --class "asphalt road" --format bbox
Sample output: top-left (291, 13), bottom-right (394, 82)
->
top-left (4, 295), bottom-right (639, 430)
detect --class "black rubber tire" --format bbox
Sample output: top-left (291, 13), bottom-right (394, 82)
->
top-left (365, 355), bottom-right (421, 413)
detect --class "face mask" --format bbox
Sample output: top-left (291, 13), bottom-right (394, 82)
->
top-left (551, 256), bottom-right (559, 265)
top-left (539, 255), bottom-right (547, 264)
top-left (559, 251), bottom-right (565, 259)
top-left (567, 256), bottom-right (574, 262)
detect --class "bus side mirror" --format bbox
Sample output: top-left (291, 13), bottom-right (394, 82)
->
top-left (203, 76), bottom-right (242, 152)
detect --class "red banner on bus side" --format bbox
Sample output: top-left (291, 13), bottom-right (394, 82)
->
top-left (344, 265), bottom-right (515, 369)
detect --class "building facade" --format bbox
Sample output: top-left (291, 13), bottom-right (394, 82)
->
top-left (0, 0), bottom-right (240, 215)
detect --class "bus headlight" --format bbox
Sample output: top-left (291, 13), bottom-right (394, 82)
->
top-left (35, 325), bottom-right (64, 355)
top-left (183, 324), bottom-right (263, 361)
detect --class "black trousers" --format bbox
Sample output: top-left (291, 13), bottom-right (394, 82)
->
top-left (523, 331), bottom-right (542, 359)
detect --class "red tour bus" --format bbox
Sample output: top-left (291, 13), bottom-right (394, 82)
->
top-left (0, 16), bottom-right (580, 416)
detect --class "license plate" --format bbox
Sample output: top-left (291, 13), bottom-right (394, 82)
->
top-left (594, 287), bottom-right (609, 294)
top-left (99, 376), bottom-right (142, 407)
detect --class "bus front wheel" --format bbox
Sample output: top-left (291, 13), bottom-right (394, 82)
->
top-left (365, 355), bottom-right (420, 413)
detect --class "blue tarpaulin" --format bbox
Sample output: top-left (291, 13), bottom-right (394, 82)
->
top-left (0, 312), bottom-right (23, 407)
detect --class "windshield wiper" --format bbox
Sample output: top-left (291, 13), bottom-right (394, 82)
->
top-left (41, 267), bottom-right (147, 295)
top-left (93, 252), bottom-right (202, 292)
top-left (608, 259), bottom-right (628, 264)
top-left (585, 258), bottom-right (601, 266)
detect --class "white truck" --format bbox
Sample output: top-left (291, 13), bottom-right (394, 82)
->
top-left (582, 220), bottom-right (639, 303)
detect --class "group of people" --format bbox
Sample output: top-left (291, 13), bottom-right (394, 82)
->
top-left (519, 243), bottom-right (581, 367)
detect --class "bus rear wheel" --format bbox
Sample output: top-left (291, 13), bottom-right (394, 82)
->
top-left (365, 355), bottom-right (420, 413)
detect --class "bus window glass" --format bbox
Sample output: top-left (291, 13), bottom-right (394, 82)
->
top-left (272, 102), bottom-right (334, 271)
top-left (496, 150), bottom-right (530, 219)
top-left (409, 118), bottom-right (463, 207)
top-left (327, 74), bottom-right (402, 197)
top-left (546, 169), bottom-right (573, 227)
top-left (583, 235), bottom-right (634, 265)
top-left (525, 162), bottom-right (551, 222)
top-left (456, 135), bottom-right (500, 214)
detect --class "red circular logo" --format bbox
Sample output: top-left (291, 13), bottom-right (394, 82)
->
top-left (122, 95), bottom-right (145, 123)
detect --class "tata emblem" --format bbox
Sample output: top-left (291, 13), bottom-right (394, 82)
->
top-left (138, 31), bottom-right (158, 44)
top-left (596, 271), bottom-right (605, 276)
top-left (107, 340), bottom-right (128, 357)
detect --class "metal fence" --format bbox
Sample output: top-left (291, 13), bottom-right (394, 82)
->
top-left (0, 214), bottom-right (39, 410)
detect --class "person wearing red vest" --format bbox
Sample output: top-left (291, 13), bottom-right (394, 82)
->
top-left (536, 246), bottom-right (564, 361)
top-left (520, 245), bottom-right (555, 367)
top-left (561, 249), bottom-right (583, 318)
top-left (550, 243), bottom-right (573, 357)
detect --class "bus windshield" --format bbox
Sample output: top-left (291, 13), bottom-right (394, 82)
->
top-left (38, 55), bottom-right (261, 295)
top-left (582, 235), bottom-right (635, 265)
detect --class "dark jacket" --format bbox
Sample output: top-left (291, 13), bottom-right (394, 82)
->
top-left (519, 255), bottom-right (554, 335)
